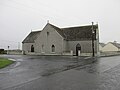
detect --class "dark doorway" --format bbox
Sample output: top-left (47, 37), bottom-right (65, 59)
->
top-left (76, 43), bottom-right (81, 56)
top-left (31, 45), bottom-right (34, 52)
top-left (51, 45), bottom-right (55, 52)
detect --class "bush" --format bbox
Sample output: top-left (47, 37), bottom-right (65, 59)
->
top-left (0, 49), bottom-right (4, 54)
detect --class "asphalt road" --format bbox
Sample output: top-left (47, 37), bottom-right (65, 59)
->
top-left (0, 55), bottom-right (120, 90)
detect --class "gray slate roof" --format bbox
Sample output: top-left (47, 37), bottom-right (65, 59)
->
top-left (22, 23), bottom-right (98, 43)
top-left (22, 31), bottom-right (41, 43)
top-left (61, 25), bottom-right (97, 41)
top-left (111, 42), bottom-right (120, 49)
top-left (49, 23), bottom-right (98, 41)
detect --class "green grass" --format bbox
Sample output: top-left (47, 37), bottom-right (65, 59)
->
top-left (0, 58), bottom-right (14, 69)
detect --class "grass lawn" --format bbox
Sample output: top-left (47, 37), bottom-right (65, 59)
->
top-left (0, 58), bottom-right (14, 69)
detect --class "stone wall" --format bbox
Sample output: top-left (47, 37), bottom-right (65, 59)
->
top-left (7, 50), bottom-right (23, 55)
top-left (65, 40), bottom-right (98, 55)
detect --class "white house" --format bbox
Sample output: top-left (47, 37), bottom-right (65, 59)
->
top-left (102, 42), bottom-right (120, 52)
top-left (22, 23), bottom-right (99, 56)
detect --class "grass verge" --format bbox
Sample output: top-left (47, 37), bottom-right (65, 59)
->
top-left (0, 58), bottom-right (14, 69)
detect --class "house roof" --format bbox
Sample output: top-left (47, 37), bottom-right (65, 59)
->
top-left (99, 43), bottom-right (105, 47)
top-left (61, 25), bottom-right (98, 41)
top-left (22, 23), bottom-right (98, 43)
top-left (49, 23), bottom-right (66, 38)
top-left (110, 42), bottom-right (120, 49)
top-left (22, 31), bottom-right (41, 43)
top-left (49, 23), bottom-right (98, 41)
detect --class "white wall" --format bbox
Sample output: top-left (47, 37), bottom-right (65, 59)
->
top-left (65, 40), bottom-right (98, 55)
top-left (22, 43), bottom-right (35, 53)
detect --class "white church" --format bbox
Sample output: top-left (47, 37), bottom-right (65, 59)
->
top-left (22, 23), bottom-right (99, 56)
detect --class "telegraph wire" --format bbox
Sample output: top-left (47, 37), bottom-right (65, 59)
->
top-left (0, 0), bottom-right (81, 25)
top-left (0, 1), bottom-right (46, 22)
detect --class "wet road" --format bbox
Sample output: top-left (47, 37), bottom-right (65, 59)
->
top-left (0, 55), bottom-right (120, 90)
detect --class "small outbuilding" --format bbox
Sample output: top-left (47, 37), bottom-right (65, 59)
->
top-left (102, 42), bottom-right (120, 52)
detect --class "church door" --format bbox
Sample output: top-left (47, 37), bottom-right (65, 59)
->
top-left (31, 45), bottom-right (34, 52)
top-left (76, 43), bottom-right (81, 56)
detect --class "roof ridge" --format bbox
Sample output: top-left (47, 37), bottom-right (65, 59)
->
top-left (31, 30), bottom-right (41, 33)
top-left (110, 42), bottom-right (120, 48)
top-left (48, 23), bottom-right (61, 30)
top-left (110, 42), bottom-right (120, 44)
top-left (61, 25), bottom-right (97, 29)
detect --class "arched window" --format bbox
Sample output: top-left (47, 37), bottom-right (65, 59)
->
top-left (51, 45), bottom-right (55, 52)
top-left (42, 45), bottom-right (44, 52)
top-left (31, 45), bottom-right (34, 52)
top-left (47, 32), bottom-right (49, 36)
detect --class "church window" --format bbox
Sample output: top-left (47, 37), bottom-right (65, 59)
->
top-left (47, 32), bottom-right (49, 36)
top-left (42, 45), bottom-right (44, 52)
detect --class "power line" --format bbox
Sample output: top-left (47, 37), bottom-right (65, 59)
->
top-left (0, 0), bottom-right (47, 22)
top-left (1, 0), bottom-right (81, 25)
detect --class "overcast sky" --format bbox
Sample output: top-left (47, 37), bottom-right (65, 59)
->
top-left (0, 0), bottom-right (120, 49)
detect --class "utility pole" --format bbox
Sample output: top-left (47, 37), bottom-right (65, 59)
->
top-left (7, 46), bottom-right (10, 54)
top-left (92, 22), bottom-right (95, 57)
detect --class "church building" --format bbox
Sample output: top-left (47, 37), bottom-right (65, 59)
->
top-left (22, 23), bottom-right (99, 56)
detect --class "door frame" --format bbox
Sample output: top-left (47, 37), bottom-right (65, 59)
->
top-left (76, 43), bottom-right (81, 56)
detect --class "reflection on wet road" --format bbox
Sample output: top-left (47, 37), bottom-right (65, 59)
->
top-left (0, 55), bottom-right (120, 90)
